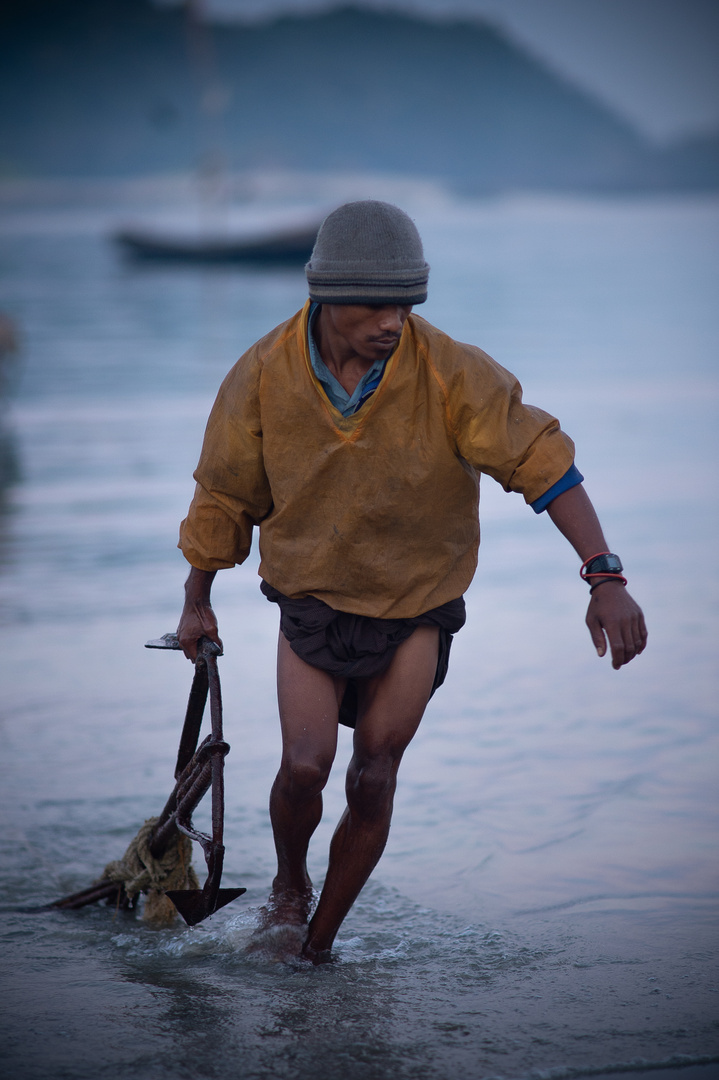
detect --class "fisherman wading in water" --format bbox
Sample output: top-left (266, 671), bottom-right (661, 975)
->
top-left (176, 201), bottom-right (647, 964)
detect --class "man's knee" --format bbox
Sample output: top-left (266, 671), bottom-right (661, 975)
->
top-left (277, 755), bottom-right (332, 800)
top-left (347, 754), bottom-right (399, 817)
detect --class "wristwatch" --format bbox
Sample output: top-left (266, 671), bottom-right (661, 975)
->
top-left (583, 553), bottom-right (623, 576)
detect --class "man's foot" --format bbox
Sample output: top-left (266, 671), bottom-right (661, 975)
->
top-left (301, 940), bottom-right (333, 965)
top-left (245, 887), bottom-right (315, 961)
top-left (259, 885), bottom-right (315, 927)
top-left (245, 920), bottom-right (307, 961)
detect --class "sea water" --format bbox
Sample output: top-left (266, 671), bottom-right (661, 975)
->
top-left (0, 181), bottom-right (717, 1080)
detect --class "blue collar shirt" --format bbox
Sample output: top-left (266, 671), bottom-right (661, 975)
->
top-left (307, 302), bottom-right (391, 418)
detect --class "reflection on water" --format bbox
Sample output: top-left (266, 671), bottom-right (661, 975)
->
top-left (0, 312), bottom-right (20, 494)
top-left (0, 188), bottom-right (717, 1079)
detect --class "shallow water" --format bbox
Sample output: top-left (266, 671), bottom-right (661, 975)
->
top-left (0, 183), bottom-right (717, 1079)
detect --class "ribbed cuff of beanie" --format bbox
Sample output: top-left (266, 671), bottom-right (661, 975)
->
top-left (306, 270), bottom-right (429, 305)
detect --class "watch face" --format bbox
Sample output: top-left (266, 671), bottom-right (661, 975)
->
top-left (589, 554), bottom-right (623, 574)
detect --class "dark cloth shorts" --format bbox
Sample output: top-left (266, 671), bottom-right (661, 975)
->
top-left (260, 580), bottom-right (466, 728)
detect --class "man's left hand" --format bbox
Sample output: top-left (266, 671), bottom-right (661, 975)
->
top-left (586, 584), bottom-right (647, 669)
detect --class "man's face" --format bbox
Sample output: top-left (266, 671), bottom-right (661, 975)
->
top-left (323, 304), bottom-right (413, 363)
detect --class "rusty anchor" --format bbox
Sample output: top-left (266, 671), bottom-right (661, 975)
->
top-left (50, 635), bottom-right (245, 926)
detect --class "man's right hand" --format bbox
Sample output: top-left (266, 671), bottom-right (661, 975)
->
top-left (176, 567), bottom-right (222, 661)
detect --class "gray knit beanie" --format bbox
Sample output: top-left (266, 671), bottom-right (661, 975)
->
top-left (305, 200), bottom-right (429, 305)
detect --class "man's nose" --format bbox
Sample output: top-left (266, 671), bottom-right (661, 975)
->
top-left (377, 307), bottom-right (404, 332)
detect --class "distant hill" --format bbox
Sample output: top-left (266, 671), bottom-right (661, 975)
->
top-left (1, 0), bottom-right (717, 191)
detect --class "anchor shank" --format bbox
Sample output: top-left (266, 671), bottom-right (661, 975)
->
top-left (174, 659), bottom-right (209, 777)
top-left (206, 653), bottom-right (227, 849)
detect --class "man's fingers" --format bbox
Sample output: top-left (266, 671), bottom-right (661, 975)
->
top-left (615, 611), bottom-right (648, 668)
top-left (609, 630), bottom-right (627, 669)
top-left (586, 588), bottom-right (647, 669)
top-left (176, 631), bottom-right (198, 662)
top-left (177, 630), bottom-right (223, 662)
top-left (176, 600), bottom-right (221, 662)
top-left (586, 612), bottom-right (607, 657)
top-left (607, 619), bottom-right (645, 669)
top-left (635, 611), bottom-right (648, 654)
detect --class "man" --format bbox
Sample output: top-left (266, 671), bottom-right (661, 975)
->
top-left (176, 200), bottom-right (646, 964)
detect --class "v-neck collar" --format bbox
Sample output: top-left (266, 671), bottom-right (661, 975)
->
top-left (298, 300), bottom-right (403, 436)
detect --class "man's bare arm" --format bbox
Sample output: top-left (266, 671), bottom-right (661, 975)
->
top-left (545, 484), bottom-right (647, 669)
top-left (176, 566), bottom-right (222, 661)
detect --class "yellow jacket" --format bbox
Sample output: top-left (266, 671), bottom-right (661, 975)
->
top-left (179, 301), bottom-right (574, 618)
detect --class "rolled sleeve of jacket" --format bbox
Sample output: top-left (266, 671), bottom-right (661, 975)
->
top-left (179, 347), bottom-right (272, 571)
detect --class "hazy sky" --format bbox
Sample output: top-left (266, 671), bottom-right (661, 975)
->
top-left (184, 0), bottom-right (719, 142)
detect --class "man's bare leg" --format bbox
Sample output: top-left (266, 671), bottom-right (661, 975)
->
top-left (255, 632), bottom-right (345, 936)
top-left (302, 626), bottom-right (439, 963)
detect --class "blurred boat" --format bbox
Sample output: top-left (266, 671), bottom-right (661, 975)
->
top-left (113, 219), bottom-right (321, 265)
top-left (109, 4), bottom-right (325, 268)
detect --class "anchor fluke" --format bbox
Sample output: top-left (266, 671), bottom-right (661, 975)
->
top-left (165, 886), bottom-right (247, 927)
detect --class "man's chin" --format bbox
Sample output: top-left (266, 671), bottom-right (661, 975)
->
top-left (363, 342), bottom-right (397, 359)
